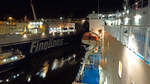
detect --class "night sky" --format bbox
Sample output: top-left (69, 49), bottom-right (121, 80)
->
top-left (0, 0), bottom-right (124, 20)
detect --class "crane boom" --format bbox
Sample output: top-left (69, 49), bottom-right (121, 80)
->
top-left (30, 0), bottom-right (37, 21)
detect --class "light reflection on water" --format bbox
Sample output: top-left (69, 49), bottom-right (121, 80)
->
top-left (27, 74), bottom-right (31, 82)
top-left (36, 60), bottom-right (49, 78)
top-left (51, 59), bottom-right (59, 71)
top-left (0, 45), bottom-right (85, 84)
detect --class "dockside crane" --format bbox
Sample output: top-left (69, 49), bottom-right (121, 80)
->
top-left (30, 0), bottom-right (37, 21)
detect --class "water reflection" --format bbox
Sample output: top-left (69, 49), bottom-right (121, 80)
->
top-left (26, 74), bottom-right (31, 82)
top-left (51, 59), bottom-right (59, 71)
top-left (51, 53), bottom-right (77, 71)
top-left (0, 45), bottom-right (85, 84)
top-left (36, 60), bottom-right (49, 78)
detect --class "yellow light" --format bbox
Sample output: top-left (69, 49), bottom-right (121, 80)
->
top-left (42, 32), bottom-right (45, 36)
top-left (8, 17), bottom-right (13, 20)
top-left (52, 32), bottom-right (55, 36)
top-left (39, 25), bottom-right (43, 28)
top-left (27, 24), bottom-right (33, 28)
top-left (81, 19), bottom-right (86, 24)
top-left (41, 61), bottom-right (49, 78)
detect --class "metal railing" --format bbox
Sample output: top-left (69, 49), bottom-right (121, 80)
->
top-left (128, 0), bottom-right (148, 9)
top-left (105, 25), bottom-right (150, 65)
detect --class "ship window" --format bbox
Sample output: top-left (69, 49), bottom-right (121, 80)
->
top-left (118, 61), bottom-right (122, 78)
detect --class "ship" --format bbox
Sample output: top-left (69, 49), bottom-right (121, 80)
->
top-left (0, 48), bottom-right (25, 72)
top-left (92, 0), bottom-right (150, 84)
top-left (0, 0), bottom-right (89, 73)
top-left (101, 0), bottom-right (150, 64)
top-left (0, 19), bottom-right (89, 72)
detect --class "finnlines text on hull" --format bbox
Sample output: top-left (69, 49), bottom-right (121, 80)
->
top-left (30, 39), bottom-right (63, 53)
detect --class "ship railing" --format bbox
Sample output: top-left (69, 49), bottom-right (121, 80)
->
top-left (105, 25), bottom-right (150, 66)
top-left (128, 0), bottom-right (148, 9)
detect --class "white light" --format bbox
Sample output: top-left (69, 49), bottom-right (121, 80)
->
top-left (102, 15), bottom-right (105, 17)
top-left (51, 59), bottom-right (59, 70)
top-left (126, 10), bottom-right (129, 14)
top-left (118, 19), bottom-right (121, 25)
top-left (103, 76), bottom-right (108, 84)
top-left (124, 6), bottom-right (126, 10)
top-left (60, 17), bottom-right (63, 20)
top-left (118, 61), bottom-right (122, 78)
top-left (13, 75), bottom-right (17, 79)
top-left (134, 14), bottom-right (142, 20)
top-left (16, 32), bottom-right (19, 34)
top-left (73, 54), bottom-right (76, 58)
top-left (36, 72), bottom-right (40, 75)
top-left (17, 74), bottom-right (20, 77)
top-left (27, 77), bottom-right (31, 82)
top-left (6, 79), bottom-right (9, 82)
top-left (23, 34), bottom-right (27, 38)
top-left (14, 56), bottom-right (18, 60)
top-left (128, 34), bottom-right (138, 52)
top-left (106, 20), bottom-right (112, 26)
top-left (39, 22), bottom-right (43, 25)
top-left (134, 14), bottom-right (142, 25)
top-left (124, 17), bottom-right (129, 25)
top-left (118, 13), bottom-right (121, 17)
top-left (40, 72), bottom-right (46, 78)
top-left (122, 12), bottom-right (125, 15)
top-left (2, 59), bottom-right (7, 62)
top-left (11, 57), bottom-right (15, 60)
top-left (0, 80), bottom-right (3, 83)
top-left (108, 14), bottom-right (112, 17)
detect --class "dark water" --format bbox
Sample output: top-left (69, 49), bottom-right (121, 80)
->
top-left (0, 44), bottom-right (85, 84)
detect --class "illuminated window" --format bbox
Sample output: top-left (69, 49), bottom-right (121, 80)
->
top-left (118, 61), bottom-right (122, 78)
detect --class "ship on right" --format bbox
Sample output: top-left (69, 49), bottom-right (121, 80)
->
top-left (98, 0), bottom-right (150, 84)
top-left (74, 0), bottom-right (150, 84)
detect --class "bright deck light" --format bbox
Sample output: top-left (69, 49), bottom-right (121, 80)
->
top-left (124, 17), bottom-right (129, 25)
top-left (126, 10), bottom-right (129, 14)
top-left (134, 14), bottom-right (142, 25)
top-left (134, 14), bottom-right (142, 20)
top-left (23, 34), bottom-right (27, 38)
top-left (42, 32), bottom-right (45, 36)
top-left (118, 19), bottom-right (121, 25)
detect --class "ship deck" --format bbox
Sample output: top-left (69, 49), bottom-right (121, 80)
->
top-left (74, 30), bottom-right (150, 84)
top-left (99, 31), bottom-right (150, 84)
top-left (74, 46), bottom-right (101, 84)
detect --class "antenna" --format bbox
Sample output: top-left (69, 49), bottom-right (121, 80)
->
top-left (30, 0), bottom-right (37, 21)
